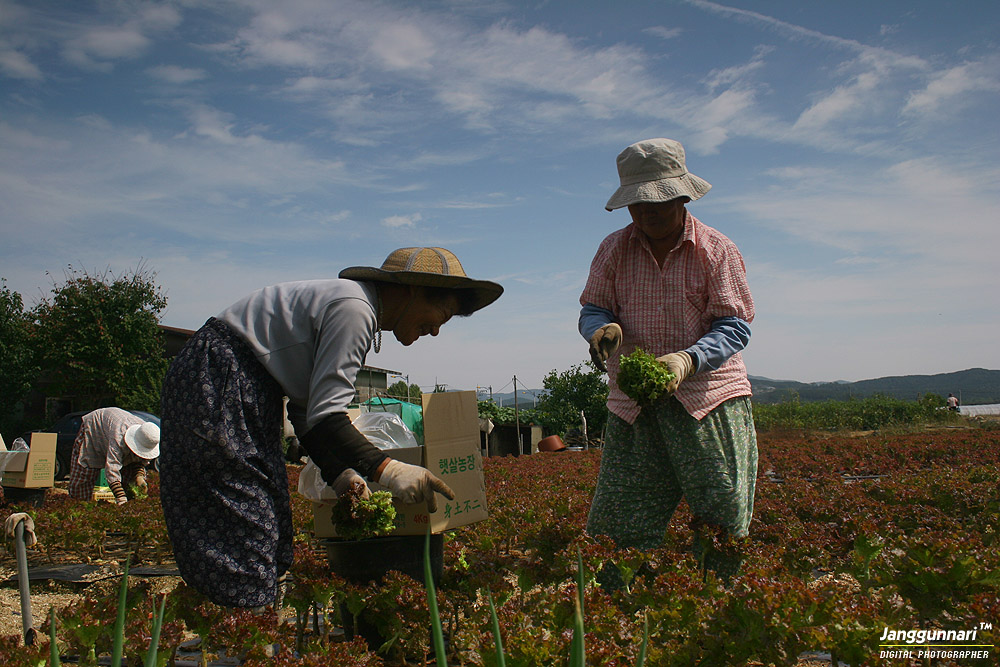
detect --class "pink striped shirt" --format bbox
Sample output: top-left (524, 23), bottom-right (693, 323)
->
top-left (580, 213), bottom-right (754, 422)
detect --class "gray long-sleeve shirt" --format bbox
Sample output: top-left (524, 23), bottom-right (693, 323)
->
top-left (216, 279), bottom-right (379, 436)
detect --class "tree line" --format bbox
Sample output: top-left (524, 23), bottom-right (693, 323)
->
top-left (0, 266), bottom-right (167, 436)
top-left (2, 265), bottom-right (611, 442)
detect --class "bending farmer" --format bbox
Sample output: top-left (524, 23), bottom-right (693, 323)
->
top-left (159, 247), bottom-right (503, 607)
top-left (68, 407), bottom-right (160, 505)
top-left (580, 138), bottom-right (757, 579)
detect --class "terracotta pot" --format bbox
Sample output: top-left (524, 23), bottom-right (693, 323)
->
top-left (537, 435), bottom-right (566, 452)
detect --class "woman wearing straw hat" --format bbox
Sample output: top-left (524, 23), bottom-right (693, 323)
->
top-left (67, 407), bottom-right (160, 505)
top-left (159, 247), bottom-right (502, 608)
top-left (579, 138), bottom-right (756, 580)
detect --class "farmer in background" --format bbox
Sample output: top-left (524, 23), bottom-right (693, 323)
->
top-left (160, 247), bottom-right (503, 608)
top-left (947, 393), bottom-right (960, 412)
top-left (579, 138), bottom-right (757, 580)
top-left (67, 407), bottom-right (160, 505)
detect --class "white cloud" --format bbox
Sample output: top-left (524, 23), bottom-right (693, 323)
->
top-left (64, 27), bottom-right (151, 68)
top-left (643, 26), bottom-right (682, 40)
top-left (703, 46), bottom-right (770, 91)
top-left (0, 47), bottom-right (42, 80)
top-left (59, 3), bottom-right (181, 69)
top-left (791, 71), bottom-right (880, 132)
top-left (684, 0), bottom-right (926, 71)
top-left (369, 23), bottom-right (436, 70)
top-left (686, 87), bottom-right (757, 153)
top-left (903, 59), bottom-right (1000, 115)
top-left (137, 4), bottom-right (182, 32)
top-left (214, 2), bottom-right (664, 135)
top-left (382, 212), bottom-right (422, 228)
top-left (147, 64), bottom-right (207, 84)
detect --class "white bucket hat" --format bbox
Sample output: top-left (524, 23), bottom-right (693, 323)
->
top-left (605, 138), bottom-right (712, 211)
top-left (124, 422), bottom-right (160, 459)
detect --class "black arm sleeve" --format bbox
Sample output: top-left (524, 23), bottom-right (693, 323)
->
top-left (299, 413), bottom-right (389, 484)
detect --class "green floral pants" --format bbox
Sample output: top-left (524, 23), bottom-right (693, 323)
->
top-left (587, 395), bottom-right (757, 577)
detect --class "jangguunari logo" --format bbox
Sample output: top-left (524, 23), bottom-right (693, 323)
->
top-left (880, 627), bottom-right (977, 644)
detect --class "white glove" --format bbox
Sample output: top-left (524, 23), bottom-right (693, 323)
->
top-left (376, 460), bottom-right (455, 513)
top-left (655, 351), bottom-right (695, 394)
top-left (588, 323), bottom-right (622, 372)
top-left (4, 513), bottom-right (37, 547)
top-left (332, 468), bottom-right (371, 500)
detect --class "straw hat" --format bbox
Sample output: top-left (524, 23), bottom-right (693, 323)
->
top-left (124, 422), bottom-right (160, 460)
top-left (605, 138), bottom-right (712, 211)
top-left (339, 247), bottom-right (503, 314)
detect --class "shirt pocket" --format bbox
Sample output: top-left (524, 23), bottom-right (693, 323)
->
top-left (661, 275), bottom-right (709, 338)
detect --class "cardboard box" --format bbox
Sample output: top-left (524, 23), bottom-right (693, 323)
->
top-left (0, 432), bottom-right (57, 488)
top-left (314, 391), bottom-right (489, 538)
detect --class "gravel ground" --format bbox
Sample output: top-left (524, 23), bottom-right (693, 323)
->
top-left (0, 563), bottom-right (186, 640)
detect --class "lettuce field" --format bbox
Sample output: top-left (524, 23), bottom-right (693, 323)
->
top-left (2, 423), bottom-right (999, 666)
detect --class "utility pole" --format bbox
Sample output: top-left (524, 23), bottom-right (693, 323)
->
top-left (513, 375), bottom-right (521, 455)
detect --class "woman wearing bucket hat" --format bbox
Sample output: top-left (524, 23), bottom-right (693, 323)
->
top-left (579, 138), bottom-right (757, 580)
top-left (159, 247), bottom-right (502, 608)
top-left (67, 407), bottom-right (160, 505)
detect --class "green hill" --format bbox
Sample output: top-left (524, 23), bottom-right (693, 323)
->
top-left (750, 368), bottom-right (1000, 405)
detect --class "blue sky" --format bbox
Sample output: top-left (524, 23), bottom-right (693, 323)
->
top-left (2, 0), bottom-right (998, 396)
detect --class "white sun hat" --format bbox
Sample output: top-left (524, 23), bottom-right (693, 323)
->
top-left (605, 138), bottom-right (712, 211)
top-left (124, 422), bottom-right (160, 460)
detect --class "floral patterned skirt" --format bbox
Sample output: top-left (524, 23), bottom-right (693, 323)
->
top-left (587, 395), bottom-right (757, 550)
top-left (159, 318), bottom-right (290, 608)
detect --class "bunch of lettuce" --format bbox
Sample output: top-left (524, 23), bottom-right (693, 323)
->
top-left (331, 483), bottom-right (397, 540)
top-left (617, 348), bottom-right (676, 406)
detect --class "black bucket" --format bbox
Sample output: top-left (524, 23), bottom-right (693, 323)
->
top-left (322, 534), bottom-right (444, 648)
top-left (0, 486), bottom-right (47, 508)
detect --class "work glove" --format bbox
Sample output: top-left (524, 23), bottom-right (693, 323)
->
top-left (376, 460), bottom-right (455, 513)
top-left (4, 513), bottom-right (37, 547)
top-left (588, 323), bottom-right (622, 372)
top-left (332, 468), bottom-right (371, 500)
top-left (134, 467), bottom-right (148, 493)
top-left (655, 351), bottom-right (695, 394)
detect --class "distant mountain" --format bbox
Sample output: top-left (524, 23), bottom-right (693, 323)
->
top-left (750, 368), bottom-right (1000, 405)
top-left (468, 368), bottom-right (1000, 408)
top-left (489, 389), bottom-right (546, 408)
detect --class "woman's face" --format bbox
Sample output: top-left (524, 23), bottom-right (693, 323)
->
top-left (392, 288), bottom-right (459, 346)
top-left (627, 198), bottom-right (688, 243)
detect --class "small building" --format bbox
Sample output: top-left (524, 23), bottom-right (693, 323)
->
top-left (485, 423), bottom-right (543, 457)
top-left (159, 325), bottom-right (196, 358)
top-left (353, 365), bottom-right (400, 405)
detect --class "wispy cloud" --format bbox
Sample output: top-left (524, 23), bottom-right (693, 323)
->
top-left (146, 64), bottom-right (207, 84)
top-left (0, 46), bottom-right (43, 80)
top-left (683, 0), bottom-right (926, 69)
top-left (643, 26), bottom-right (682, 40)
top-left (903, 59), bottom-right (1000, 115)
top-left (62, 4), bottom-right (181, 70)
top-left (369, 22), bottom-right (436, 70)
top-left (382, 212), bottom-right (422, 228)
